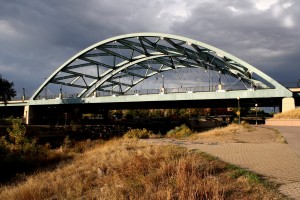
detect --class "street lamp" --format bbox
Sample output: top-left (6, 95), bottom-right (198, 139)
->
top-left (22, 88), bottom-right (25, 102)
top-left (160, 75), bottom-right (165, 94)
top-left (255, 104), bottom-right (258, 125)
top-left (44, 78), bottom-right (47, 99)
top-left (60, 84), bottom-right (63, 99)
top-left (237, 97), bottom-right (240, 124)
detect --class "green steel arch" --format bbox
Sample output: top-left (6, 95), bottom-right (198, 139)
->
top-left (31, 32), bottom-right (292, 100)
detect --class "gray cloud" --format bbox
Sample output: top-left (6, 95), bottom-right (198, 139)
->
top-left (0, 0), bottom-right (299, 97)
top-left (171, 0), bottom-right (300, 81)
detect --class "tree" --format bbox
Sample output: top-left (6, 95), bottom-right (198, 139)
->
top-left (0, 75), bottom-right (16, 104)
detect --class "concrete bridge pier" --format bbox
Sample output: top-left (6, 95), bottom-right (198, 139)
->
top-left (282, 97), bottom-right (295, 113)
top-left (23, 105), bottom-right (31, 124)
top-left (23, 105), bottom-right (41, 125)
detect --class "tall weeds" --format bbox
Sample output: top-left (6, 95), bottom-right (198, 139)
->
top-left (0, 139), bottom-right (283, 200)
top-left (273, 107), bottom-right (300, 119)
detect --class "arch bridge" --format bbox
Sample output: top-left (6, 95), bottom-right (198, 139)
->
top-left (4, 33), bottom-right (297, 124)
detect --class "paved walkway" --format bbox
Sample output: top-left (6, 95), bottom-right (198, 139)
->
top-left (145, 126), bottom-right (300, 199)
top-left (268, 126), bottom-right (300, 157)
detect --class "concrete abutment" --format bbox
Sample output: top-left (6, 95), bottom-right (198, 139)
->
top-left (282, 97), bottom-right (296, 113)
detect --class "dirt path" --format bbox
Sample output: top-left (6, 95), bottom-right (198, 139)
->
top-left (144, 125), bottom-right (300, 199)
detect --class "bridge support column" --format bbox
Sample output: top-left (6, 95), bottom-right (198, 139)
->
top-left (282, 97), bottom-right (295, 113)
top-left (23, 105), bottom-right (31, 124)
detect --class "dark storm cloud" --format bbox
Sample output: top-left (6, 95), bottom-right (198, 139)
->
top-left (0, 0), bottom-right (169, 95)
top-left (171, 0), bottom-right (300, 83)
top-left (0, 0), bottom-right (299, 97)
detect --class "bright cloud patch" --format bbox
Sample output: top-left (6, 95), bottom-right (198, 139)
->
top-left (254, 0), bottom-right (279, 10)
top-left (156, 0), bottom-right (190, 20)
top-left (282, 15), bottom-right (294, 28)
top-left (0, 20), bottom-right (19, 39)
top-left (227, 6), bottom-right (240, 14)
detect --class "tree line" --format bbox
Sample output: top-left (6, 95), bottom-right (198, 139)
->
top-left (0, 74), bottom-right (16, 104)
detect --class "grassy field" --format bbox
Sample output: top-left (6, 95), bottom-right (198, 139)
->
top-left (0, 137), bottom-right (284, 199)
top-left (273, 107), bottom-right (300, 119)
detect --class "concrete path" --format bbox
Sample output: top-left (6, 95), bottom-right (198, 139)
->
top-left (145, 126), bottom-right (300, 199)
top-left (268, 126), bottom-right (300, 157)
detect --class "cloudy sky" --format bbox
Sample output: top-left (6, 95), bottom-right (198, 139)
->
top-left (0, 0), bottom-right (299, 97)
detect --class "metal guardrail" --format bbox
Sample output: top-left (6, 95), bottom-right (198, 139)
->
top-left (33, 84), bottom-right (251, 100)
top-left (11, 96), bottom-right (30, 101)
top-left (31, 84), bottom-right (262, 100)
top-left (11, 82), bottom-right (300, 101)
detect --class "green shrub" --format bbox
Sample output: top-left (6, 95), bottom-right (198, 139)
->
top-left (124, 128), bottom-right (152, 139)
top-left (5, 120), bottom-right (43, 156)
top-left (7, 119), bottom-right (26, 145)
top-left (230, 166), bottom-right (261, 183)
top-left (166, 124), bottom-right (193, 139)
top-left (0, 118), bottom-right (48, 182)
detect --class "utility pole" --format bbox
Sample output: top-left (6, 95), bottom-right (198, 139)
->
top-left (255, 104), bottom-right (258, 125)
top-left (22, 88), bottom-right (25, 102)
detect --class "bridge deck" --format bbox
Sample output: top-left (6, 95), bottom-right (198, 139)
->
top-left (290, 88), bottom-right (300, 92)
top-left (1, 88), bottom-right (299, 108)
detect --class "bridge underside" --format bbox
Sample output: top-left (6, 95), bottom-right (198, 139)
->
top-left (25, 96), bottom-right (283, 124)
top-left (30, 97), bottom-right (283, 110)
top-left (2, 94), bottom-right (298, 125)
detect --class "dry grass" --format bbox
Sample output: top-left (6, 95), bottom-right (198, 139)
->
top-left (189, 123), bottom-right (252, 140)
top-left (258, 127), bottom-right (287, 144)
top-left (0, 139), bottom-right (283, 200)
top-left (189, 123), bottom-right (285, 144)
top-left (273, 107), bottom-right (300, 119)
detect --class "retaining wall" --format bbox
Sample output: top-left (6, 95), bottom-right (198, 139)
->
top-left (265, 119), bottom-right (300, 126)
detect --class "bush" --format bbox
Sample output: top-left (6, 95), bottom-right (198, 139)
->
top-left (166, 124), bottom-right (193, 139)
top-left (123, 128), bottom-right (152, 139)
top-left (7, 118), bottom-right (26, 145)
top-left (5, 119), bottom-right (47, 160)
top-left (0, 119), bottom-right (48, 182)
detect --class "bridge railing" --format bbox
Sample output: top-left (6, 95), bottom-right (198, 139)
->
top-left (32, 84), bottom-right (257, 100)
top-left (11, 96), bottom-right (30, 101)
top-left (9, 82), bottom-right (299, 101)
